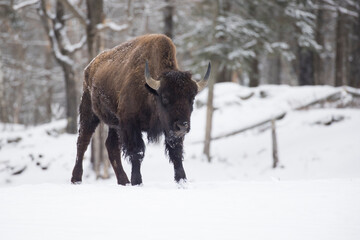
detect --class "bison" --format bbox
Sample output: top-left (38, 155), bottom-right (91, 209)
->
top-left (71, 34), bottom-right (211, 185)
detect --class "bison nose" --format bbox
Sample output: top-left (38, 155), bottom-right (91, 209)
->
top-left (174, 121), bottom-right (189, 133)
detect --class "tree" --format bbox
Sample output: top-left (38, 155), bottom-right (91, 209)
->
top-left (281, 0), bottom-right (321, 86)
top-left (58, 0), bottom-right (130, 178)
top-left (85, 0), bottom-right (110, 179)
top-left (308, 0), bottom-right (359, 87)
top-left (335, 7), bottom-right (347, 86)
top-left (38, 0), bottom-right (86, 133)
top-left (348, 1), bottom-right (360, 88)
top-left (163, 0), bottom-right (174, 39)
top-left (0, 1), bottom-right (64, 125)
top-left (329, 0), bottom-right (359, 87)
top-left (314, 0), bottom-right (326, 85)
top-left (177, 0), bottom-right (298, 160)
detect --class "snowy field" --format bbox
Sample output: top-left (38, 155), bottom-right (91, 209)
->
top-left (1, 84), bottom-right (360, 240)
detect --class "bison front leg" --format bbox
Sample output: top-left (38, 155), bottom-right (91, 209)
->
top-left (122, 129), bottom-right (145, 186)
top-left (130, 152), bottom-right (143, 185)
top-left (166, 138), bottom-right (187, 182)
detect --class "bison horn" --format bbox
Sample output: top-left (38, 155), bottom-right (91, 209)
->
top-left (196, 62), bottom-right (211, 92)
top-left (145, 61), bottom-right (160, 91)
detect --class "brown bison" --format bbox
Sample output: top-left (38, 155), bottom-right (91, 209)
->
top-left (71, 34), bottom-right (210, 185)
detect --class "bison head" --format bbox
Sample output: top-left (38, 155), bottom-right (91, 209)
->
top-left (145, 61), bottom-right (211, 148)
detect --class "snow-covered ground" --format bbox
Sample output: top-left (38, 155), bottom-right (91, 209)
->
top-left (1, 84), bottom-right (360, 240)
top-left (1, 180), bottom-right (359, 240)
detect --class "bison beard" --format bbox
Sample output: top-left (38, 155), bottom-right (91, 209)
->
top-left (71, 34), bottom-right (210, 185)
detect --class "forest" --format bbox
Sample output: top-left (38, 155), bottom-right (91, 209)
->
top-left (1, 0), bottom-right (359, 127)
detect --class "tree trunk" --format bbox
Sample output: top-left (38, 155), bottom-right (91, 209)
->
top-left (314, 3), bottom-right (324, 85)
top-left (203, 61), bottom-right (218, 162)
top-left (44, 46), bottom-right (53, 123)
top-left (163, 0), bottom-right (174, 39)
top-left (335, 10), bottom-right (346, 86)
top-left (298, 47), bottom-right (315, 86)
top-left (203, 0), bottom-right (224, 162)
top-left (38, 0), bottom-right (80, 133)
top-left (54, 1), bottom-right (78, 133)
top-left (249, 55), bottom-right (259, 87)
top-left (86, 0), bottom-right (110, 179)
top-left (13, 81), bottom-right (24, 124)
top-left (46, 85), bottom-right (53, 122)
top-left (271, 119), bottom-right (279, 168)
top-left (274, 55), bottom-right (282, 85)
top-left (267, 55), bottom-right (282, 85)
top-left (348, 6), bottom-right (360, 88)
top-left (248, 3), bottom-right (259, 87)
top-left (63, 65), bottom-right (78, 133)
top-left (91, 123), bottom-right (108, 179)
top-left (86, 0), bottom-right (103, 59)
top-left (0, 57), bottom-right (6, 123)
top-left (217, 67), bottom-right (232, 83)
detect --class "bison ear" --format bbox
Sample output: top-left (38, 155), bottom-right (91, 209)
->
top-left (195, 62), bottom-right (211, 93)
top-left (145, 61), bottom-right (160, 91)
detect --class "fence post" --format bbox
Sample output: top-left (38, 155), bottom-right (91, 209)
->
top-left (271, 119), bottom-right (279, 168)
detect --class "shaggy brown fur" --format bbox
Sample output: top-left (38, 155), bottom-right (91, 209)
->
top-left (71, 34), bottom-right (208, 185)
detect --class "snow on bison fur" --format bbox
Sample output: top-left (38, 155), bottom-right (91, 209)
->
top-left (71, 34), bottom-right (211, 185)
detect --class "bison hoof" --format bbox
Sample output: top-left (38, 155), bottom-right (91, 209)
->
top-left (117, 175), bottom-right (130, 186)
top-left (71, 178), bottom-right (82, 185)
top-left (176, 179), bottom-right (188, 189)
top-left (71, 167), bottom-right (83, 184)
top-left (174, 168), bottom-right (187, 182)
top-left (131, 173), bottom-right (142, 186)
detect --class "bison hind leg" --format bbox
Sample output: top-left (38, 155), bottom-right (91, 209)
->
top-left (71, 90), bottom-right (100, 184)
top-left (105, 128), bottom-right (130, 185)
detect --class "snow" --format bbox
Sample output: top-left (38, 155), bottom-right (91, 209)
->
top-left (49, 29), bottom-right (75, 66)
top-left (190, 84), bottom-right (342, 141)
top-left (96, 22), bottom-right (129, 32)
top-left (12, 0), bottom-right (39, 11)
top-left (62, 33), bottom-right (87, 53)
top-left (1, 84), bottom-right (360, 240)
top-left (1, 180), bottom-right (359, 240)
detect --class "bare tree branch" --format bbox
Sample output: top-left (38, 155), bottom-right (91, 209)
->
top-left (57, 0), bottom-right (87, 26)
top-left (13, 0), bottom-right (39, 10)
top-left (63, 35), bottom-right (87, 53)
top-left (96, 21), bottom-right (128, 32)
top-left (38, 0), bottom-right (73, 66)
